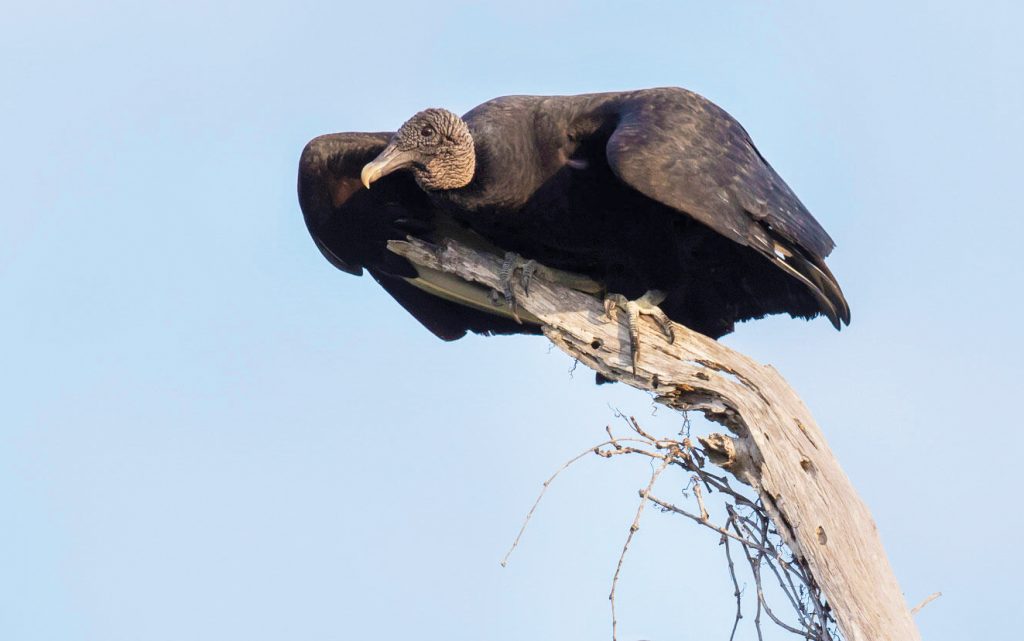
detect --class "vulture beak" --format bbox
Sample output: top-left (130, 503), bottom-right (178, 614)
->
top-left (361, 144), bottom-right (417, 189)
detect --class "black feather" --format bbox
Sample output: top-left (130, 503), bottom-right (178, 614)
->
top-left (299, 88), bottom-right (850, 343)
top-left (435, 88), bottom-right (849, 338)
top-left (297, 133), bottom-right (540, 339)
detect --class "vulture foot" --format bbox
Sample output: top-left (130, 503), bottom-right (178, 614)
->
top-left (497, 252), bottom-right (539, 323)
top-left (604, 290), bottom-right (675, 374)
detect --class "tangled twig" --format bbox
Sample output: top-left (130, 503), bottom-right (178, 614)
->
top-left (503, 413), bottom-right (843, 640)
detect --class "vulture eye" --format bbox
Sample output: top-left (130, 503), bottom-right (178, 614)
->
top-left (420, 126), bottom-right (435, 138)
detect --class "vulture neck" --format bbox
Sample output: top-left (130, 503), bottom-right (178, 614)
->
top-left (432, 93), bottom-right (624, 212)
top-left (435, 135), bottom-right (542, 212)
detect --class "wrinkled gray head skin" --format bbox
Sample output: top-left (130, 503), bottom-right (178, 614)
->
top-left (361, 108), bottom-right (475, 191)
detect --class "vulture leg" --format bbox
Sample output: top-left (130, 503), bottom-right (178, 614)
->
top-left (497, 252), bottom-right (607, 322)
top-left (498, 252), bottom-right (539, 323)
top-left (604, 290), bottom-right (675, 374)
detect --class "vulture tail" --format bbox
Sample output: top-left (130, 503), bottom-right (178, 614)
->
top-left (770, 241), bottom-right (851, 329)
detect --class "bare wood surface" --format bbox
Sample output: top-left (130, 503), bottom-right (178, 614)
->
top-left (389, 237), bottom-right (921, 641)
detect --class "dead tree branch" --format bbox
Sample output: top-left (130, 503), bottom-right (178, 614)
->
top-left (389, 237), bottom-right (922, 641)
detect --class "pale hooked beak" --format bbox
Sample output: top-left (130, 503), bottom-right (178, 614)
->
top-left (361, 144), bottom-right (417, 189)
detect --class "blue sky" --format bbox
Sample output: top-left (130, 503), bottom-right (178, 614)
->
top-left (2, 2), bottom-right (1021, 639)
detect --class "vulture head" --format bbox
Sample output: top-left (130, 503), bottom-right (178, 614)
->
top-left (361, 108), bottom-right (475, 191)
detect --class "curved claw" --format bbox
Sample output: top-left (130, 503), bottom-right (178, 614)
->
top-left (520, 260), bottom-right (538, 295)
top-left (499, 252), bottom-right (519, 321)
top-left (498, 252), bottom-right (540, 323)
top-left (604, 290), bottom-right (676, 375)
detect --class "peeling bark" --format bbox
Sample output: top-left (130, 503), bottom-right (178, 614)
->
top-left (389, 237), bottom-right (921, 641)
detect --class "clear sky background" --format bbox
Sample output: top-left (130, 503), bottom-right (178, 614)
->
top-left (2, 2), bottom-right (1021, 640)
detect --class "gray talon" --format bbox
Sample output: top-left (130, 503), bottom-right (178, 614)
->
top-left (520, 260), bottom-right (538, 295)
top-left (500, 252), bottom-right (517, 310)
top-left (604, 290), bottom-right (675, 374)
top-left (498, 252), bottom-right (537, 323)
top-left (638, 290), bottom-right (675, 344)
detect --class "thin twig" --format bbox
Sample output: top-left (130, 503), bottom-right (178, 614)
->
top-left (722, 519), bottom-right (744, 641)
top-left (693, 477), bottom-right (710, 522)
top-left (734, 517), bottom-right (766, 641)
top-left (646, 495), bottom-right (774, 556)
top-left (609, 456), bottom-right (671, 641)
top-left (911, 592), bottom-right (942, 616)
top-left (732, 515), bottom-right (818, 640)
top-left (505, 416), bottom-right (839, 640)
top-left (501, 439), bottom-right (640, 567)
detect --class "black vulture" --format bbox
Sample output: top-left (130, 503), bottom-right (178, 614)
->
top-left (298, 132), bottom-right (541, 341)
top-left (359, 88), bottom-right (849, 339)
top-left (301, 87), bottom-right (849, 360)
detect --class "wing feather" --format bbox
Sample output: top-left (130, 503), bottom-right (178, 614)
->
top-left (600, 88), bottom-right (848, 324)
top-left (297, 132), bottom-right (541, 339)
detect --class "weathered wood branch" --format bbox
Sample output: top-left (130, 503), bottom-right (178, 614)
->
top-left (389, 237), bottom-right (921, 641)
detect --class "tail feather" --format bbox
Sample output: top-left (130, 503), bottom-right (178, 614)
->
top-left (802, 254), bottom-right (851, 325)
top-left (770, 241), bottom-right (850, 329)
